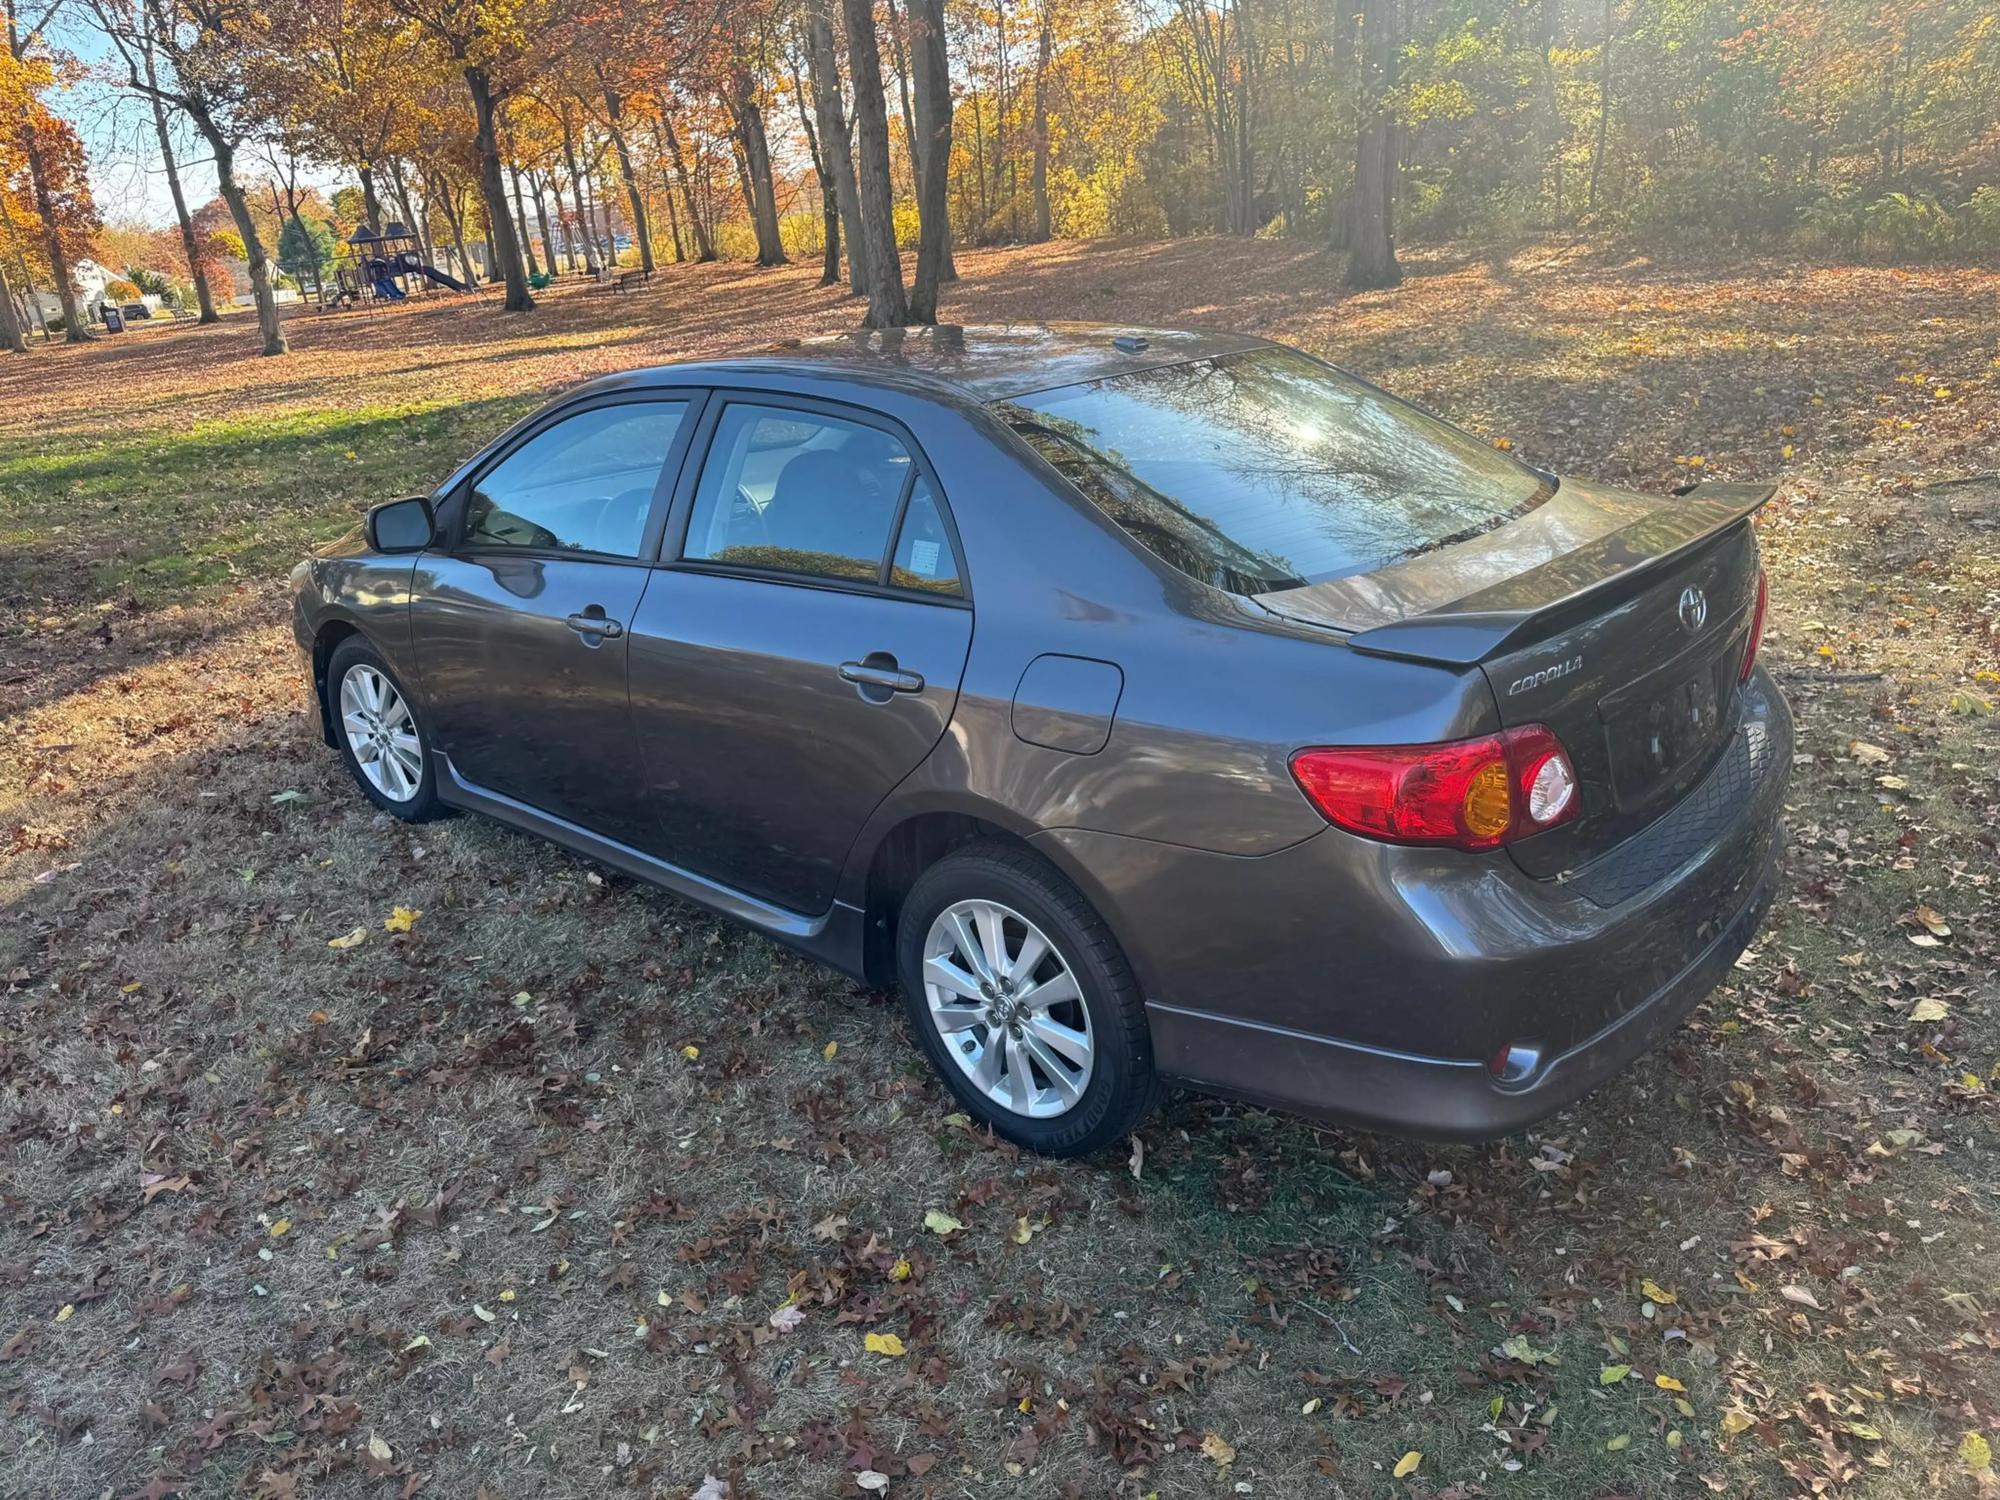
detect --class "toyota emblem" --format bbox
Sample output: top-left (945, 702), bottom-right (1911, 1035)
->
top-left (1678, 586), bottom-right (1709, 633)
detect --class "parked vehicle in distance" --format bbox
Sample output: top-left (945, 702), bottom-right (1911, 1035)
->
top-left (292, 324), bottom-right (1790, 1156)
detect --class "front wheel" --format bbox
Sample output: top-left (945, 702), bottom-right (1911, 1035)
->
top-left (327, 638), bottom-right (443, 820)
top-left (897, 842), bottom-right (1158, 1157)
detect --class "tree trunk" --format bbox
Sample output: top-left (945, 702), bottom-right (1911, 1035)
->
top-left (1588, 0), bottom-right (1612, 213)
top-left (387, 158), bottom-right (435, 271)
top-left (358, 163), bottom-right (384, 230)
top-left (443, 185), bottom-right (477, 283)
top-left (0, 254), bottom-right (24, 352)
top-left (210, 134), bottom-right (288, 353)
top-left (20, 129), bottom-right (89, 342)
top-left (1030, 0), bottom-right (1053, 242)
top-left (598, 78), bottom-right (657, 273)
top-left (788, 52), bottom-right (842, 285)
top-left (807, 0), bottom-right (869, 295)
top-left (528, 172), bottom-right (557, 273)
top-left (661, 111), bottom-right (716, 262)
top-left (843, 0), bottom-right (909, 326)
top-left (559, 110), bottom-right (601, 275)
top-left (1344, 0), bottom-right (1401, 290)
top-left (730, 65), bottom-right (789, 266)
top-left (141, 44), bottom-right (219, 322)
top-left (465, 65), bottom-right (534, 309)
top-left (644, 118), bottom-right (687, 264)
top-left (906, 0), bottom-right (953, 322)
top-left (886, 0), bottom-right (920, 201)
top-left (508, 161), bottom-right (541, 277)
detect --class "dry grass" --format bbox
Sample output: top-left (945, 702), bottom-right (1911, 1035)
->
top-left (2, 241), bottom-right (1998, 1500)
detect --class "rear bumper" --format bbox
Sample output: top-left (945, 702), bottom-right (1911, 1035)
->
top-left (1036, 668), bottom-right (1792, 1141)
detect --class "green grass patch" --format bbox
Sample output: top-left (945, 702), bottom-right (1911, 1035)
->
top-left (0, 395), bottom-right (535, 609)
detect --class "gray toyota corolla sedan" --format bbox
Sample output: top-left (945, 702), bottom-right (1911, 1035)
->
top-left (291, 323), bottom-right (1789, 1156)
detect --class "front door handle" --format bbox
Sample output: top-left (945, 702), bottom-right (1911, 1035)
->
top-left (839, 658), bottom-right (924, 694)
top-left (565, 611), bottom-right (624, 641)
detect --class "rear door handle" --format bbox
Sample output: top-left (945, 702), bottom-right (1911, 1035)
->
top-left (839, 659), bottom-right (924, 694)
top-left (565, 612), bottom-right (624, 640)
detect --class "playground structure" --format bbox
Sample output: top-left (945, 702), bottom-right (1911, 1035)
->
top-left (324, 223), bottom-right (469, 310)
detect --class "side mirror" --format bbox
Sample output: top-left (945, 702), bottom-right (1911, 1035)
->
top-left (366, 496), bottom-right (435, 554)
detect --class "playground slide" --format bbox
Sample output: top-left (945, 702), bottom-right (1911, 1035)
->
top-left (372, 276), bottom-right (407, 301)
top-left (414, 264), bottom-right (469, 293)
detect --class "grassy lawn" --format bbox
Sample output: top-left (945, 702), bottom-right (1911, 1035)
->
top-left (2, 241), bottom-right (1996, 1500)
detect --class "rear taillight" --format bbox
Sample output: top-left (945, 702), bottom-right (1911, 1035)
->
top-left (1290, 725), bottom-right (1580, 851)
top-left (1739, 567), bottom-right (1768, 683)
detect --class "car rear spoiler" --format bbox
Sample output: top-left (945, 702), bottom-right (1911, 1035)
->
top-left (1344, 483), bottom-right (1775, 666)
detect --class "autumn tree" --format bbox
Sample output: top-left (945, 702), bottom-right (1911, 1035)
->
top-left (90, 0), bottom-right (290, 353)
top-left (388, 0), bottom-right (580, 310)
top-left (7, 0), bottom-right (99, 342)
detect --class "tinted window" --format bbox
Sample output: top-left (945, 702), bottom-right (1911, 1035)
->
top-left (466, 402), bottom-right (688, 557)
top-left (685, 404), bottom-right (914, 583)
top-left (889, 476), bottom-right (962, 595)
top-left (1001, 347), bottom-right (1553, 592)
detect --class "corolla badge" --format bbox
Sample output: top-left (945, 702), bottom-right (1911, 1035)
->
top-left (1678, 586), bottom-right (1709, 633)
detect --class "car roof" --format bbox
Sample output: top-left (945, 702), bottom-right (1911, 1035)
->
top-left (593, 322), bottom-right (1273, 404)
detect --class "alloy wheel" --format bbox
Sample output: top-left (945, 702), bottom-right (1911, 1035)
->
top-left (339, 664), bottom-right (424, 803)
top-left (921, 898), bottom-right (1094, 1118)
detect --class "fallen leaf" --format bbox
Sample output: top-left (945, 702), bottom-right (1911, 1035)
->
top-left (888, 1257), bottom-right (911, 1283)
top-left (1779, 1284), bottom-right (1822, 1311)
top-left (1962, 1431), bottom-right (1993, 1474)
top-left (1392, 1449), bottom-right (1421, 1478)
top-left (54, 1304), bottom-right (74, 1323)
top-left (1849, 740), bottom-right (1892, 765)
top-left (1605, 1434), bottom-right (1631, 1452)
top-left (327, 927), bottom-right (367, 950)
top-left (1009, 1216), bottom-right (1042, 1245)
top-left (1720, 1409), bottom-right (1754, 1436)
top-left (1201, 1431), bottom-right (1237, 1466)
top-left (769, 1304), bottom-right (805, 1333)
top-left (1909, 998), bottom-right (1950, 1023)
top-left (269, 1218), bottom-right (290, 1237)
top-left (863, 1331), bottom-right (905, 1357)
top-left (1640, 1278), bottom-right (1677, 1305)
top-left (1655, 1374), bottom-right (1686, 1393)
top-left (691, 1477), bottom-right (730, 1500)
top-left (383, 906), bottom-right (422, 933)
top-left (855, 1474), bottom-right (888, 1494)
top-left (367, 1434), bottom-right (392, 1462)
top-left (922, 1209), bottom-right (964, 1236)
top-left (1913, 905), bottom-right (1950, 937)
top-left (679, 1044), bottom-right (700, 1060)
top-left (1599, 1364), bottom-right (1631, 1385)
top-left (822, 1039), bottom-right (838, 1061)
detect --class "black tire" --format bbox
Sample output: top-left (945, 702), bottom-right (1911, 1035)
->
top-left (325, 637), bottom-right (445, 821)
top-left (897, 841), bottom-right (1159, 1157)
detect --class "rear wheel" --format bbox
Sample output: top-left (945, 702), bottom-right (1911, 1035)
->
top-left (897, 842), bottom-right (1158, 1156)
top-left (327, 638), bottom-right (443, 821)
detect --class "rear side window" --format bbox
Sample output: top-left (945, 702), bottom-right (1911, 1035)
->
top-left (888, 477), bottom-right (961, 595)
top-left (465, 401), bottom-right (688, 557)
top-left (686, 404), bottom-right (912, 584)
top-left (1000, 346), bottom-right (1553, 593)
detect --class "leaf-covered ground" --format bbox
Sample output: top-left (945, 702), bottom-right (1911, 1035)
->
top-left (2, 240), bottom-right (1997, 1500)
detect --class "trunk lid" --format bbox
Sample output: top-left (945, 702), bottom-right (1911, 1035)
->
top-left (1257, 478), bottom-right (1771, 875)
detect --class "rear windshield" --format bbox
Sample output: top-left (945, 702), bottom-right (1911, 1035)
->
top-left (999, 346), bottom-right (1553, 593)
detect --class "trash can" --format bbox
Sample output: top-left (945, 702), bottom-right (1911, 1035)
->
top-left (103, 305), bottom-right (126, 334)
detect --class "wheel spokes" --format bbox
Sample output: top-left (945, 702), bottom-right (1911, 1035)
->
top-left (1026, 1013), bottom-right (1091, 1069)
top-left (924, 953), bottom-right (985, 1003)
top-left (1018, 969), bottom-right (1080, 1014)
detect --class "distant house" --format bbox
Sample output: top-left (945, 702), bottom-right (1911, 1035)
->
top-left (23, 258), bottom-right (170, 324)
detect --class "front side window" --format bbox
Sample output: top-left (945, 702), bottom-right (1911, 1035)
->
top-left (465, 401), bottom-right (689, 557)
top-left (685, 403), bottom-right (920, 585)
top-left (999, 346), bottom-right (1553, 593)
